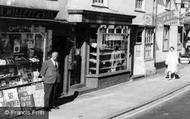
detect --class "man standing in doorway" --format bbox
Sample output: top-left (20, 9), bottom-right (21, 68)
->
top-left (40, 51), bottom-right (60, 111)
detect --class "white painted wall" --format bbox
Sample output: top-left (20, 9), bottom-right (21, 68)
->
top-left (155, 0), bottom-right (180, 63)
top-left (0, 0), bottom-right (59, 11)
top-left (57, 0), bottom-right (154, 25)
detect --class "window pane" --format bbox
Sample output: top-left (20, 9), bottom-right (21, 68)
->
top-left (163, 26), bottom-right (169, 51)
top-left (144, 29), bottom-right (153, 59)
top-left (88, 26), bottom-right (129, 75)
top-left (136, 0), bottom-right (143, 9)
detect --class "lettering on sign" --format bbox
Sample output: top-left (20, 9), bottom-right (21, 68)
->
top-left (8, 26), bottom-right (31, 32)
top-left (157, 10), bottom-right (178, 25)
top-left (0, 6), bottom-right (58, 19)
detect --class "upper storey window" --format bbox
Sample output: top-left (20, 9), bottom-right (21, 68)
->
top-left (92, 0), bottom-right (108, 7)
top-left (135, 0), bottom-right (145, 12)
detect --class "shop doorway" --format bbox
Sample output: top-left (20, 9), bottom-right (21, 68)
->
top-left (69, 46), bottom-right (82, 86)
top-left (52, 35), bottom-right (83, 94)
top-left (52, 35), bottom-right (69, 95)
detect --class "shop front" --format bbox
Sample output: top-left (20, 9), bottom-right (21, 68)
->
top-left (0, 5), bottom-right (59, 108)
top-left (155, 10), bottom-right (183, 69)
top-left (132, 25), bottom-right (156, 77)
top-left (67, 10), bottom-right (135, 90)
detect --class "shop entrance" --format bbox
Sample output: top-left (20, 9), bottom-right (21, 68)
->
top-left (68, 46), bottom-right (82, 86)
top-left (52, 35), bottom-right (83, 94)
top-left (52, 35), bottom-right (69, 95)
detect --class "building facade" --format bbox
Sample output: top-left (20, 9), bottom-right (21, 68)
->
top-left (0, 0), bottom-right (65, 107)
top-left (0, 0), bottom-right (166, 97)
top-left (154, 0), bottom-right (183, 69)
top-left (55, 0), bottom-right (156, 94)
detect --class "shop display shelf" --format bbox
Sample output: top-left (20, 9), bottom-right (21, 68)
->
top-left (89, 67), bottom-right (97, 70)
top-left (100, 51), bottom-right (125, 55)
top-left (0, 80), bottom-right (43, 91)
top-left (0, 75), bottom-right (21, 80)
top-left (90, 53), bottom-right (98, 56)
top-left (0, 63), bottom-right (16, 67)
top-left (101, 58), bottom-right (125, 63)
top-left (100, 64), bottom-right (124, 70)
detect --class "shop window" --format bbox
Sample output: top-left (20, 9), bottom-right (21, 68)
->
top-left (0, 31), bottom-right (47, 107)
top-left (144, 28), bottom-right (154, 60)
top-left (92, 0), bottom-right (108, 7)
top-left (135, 0), bottom-right (145, 11)
top-left (178, 26), bottom-right (182, 51)
top-left (163, 25), bottom-right (170, 51)
top-left (136, 30), bottom-right (143, 44)
top-left (88, 25), bottom-right (130, 75)
top-left (0, 32), bottom-right (45, 85)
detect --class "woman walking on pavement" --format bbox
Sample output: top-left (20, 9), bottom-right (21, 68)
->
top-left (165, 46), bottom-right (179, 80)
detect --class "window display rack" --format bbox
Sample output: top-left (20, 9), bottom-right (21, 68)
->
top-left (88, 25), bottom-right (130, 76)
top-left (0, 60), bottom-right (42, 91)
top-left (0, 31), bottom-right (46, 107)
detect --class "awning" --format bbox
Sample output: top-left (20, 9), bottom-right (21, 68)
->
top-left (68, 10), bottom-right (136, 25)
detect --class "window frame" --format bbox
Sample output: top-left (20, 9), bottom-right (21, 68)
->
top-left (135, 0), bottom-right (145, 12)
top-left (163, 25), bottom-right (170, 52)
top-left (92, 0), bottom-right (108, 7)
top-left (144, 28), bottom-right (154, 60)
top-left (136, 30), bottom-right (143, 45)
top-left (177, 26), bottom-right (183, 51)
top-left (88, 25), bottom-right (130, 75)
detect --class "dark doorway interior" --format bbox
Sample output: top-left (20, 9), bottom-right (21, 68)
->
top-left (52, 35), bottom-right (69, 96)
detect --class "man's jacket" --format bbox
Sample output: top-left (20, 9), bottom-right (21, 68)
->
top-left (40, 59), bottom-right (61, 84)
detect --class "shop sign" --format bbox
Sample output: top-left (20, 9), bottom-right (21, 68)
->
top-left (143, 13), bottom-right (153, 25)
top-left (3, 88), bottom-right (20, 107)
top-left (105, 34), bottom-right (123, 41)
top-left (8, 26), bottom-right (31, 32)
top-left (17, 86), bottom-right (35, 107)
top-left (0, 6), bottom-right (57, 19)
top-left (157, 10), bottom-right (178, 26)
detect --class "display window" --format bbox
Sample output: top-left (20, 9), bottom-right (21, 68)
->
top-left (163, 25), bottom-right (170, 51)
top-left (88, 25), bottom-right (130, 75)
top-left (144, 28), bottom-right (154, 60)
top-left (177, 26), bottom-right (182, 51)
top-left (0, 26), bottom-right (48, 107)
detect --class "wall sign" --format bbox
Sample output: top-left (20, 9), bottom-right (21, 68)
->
top-left (0, 5), bottom-right (58, 19)
top-left (143, 13), bottom-right (153, 25)
top-left (157, 10), bottom-right (178, 26)
top-left (8, 26), bottom-right (31, 32)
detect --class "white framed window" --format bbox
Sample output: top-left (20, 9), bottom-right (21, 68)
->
top-left (92, 0), bottom-right (108, 7)
top-left (163, 25), bottom-right (170, 51)
top-left (135, 0), bottom-right (145, 11)
top-left (144, 28), bottom-right (154, 60)
top-left (88, 25), bottom-right (130, 75)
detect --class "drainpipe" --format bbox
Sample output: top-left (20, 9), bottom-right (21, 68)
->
top-left (153, 0), bottom-right (158, 65)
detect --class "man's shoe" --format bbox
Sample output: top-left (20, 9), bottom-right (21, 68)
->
top-left (43, 107), bottom-right (51, 111)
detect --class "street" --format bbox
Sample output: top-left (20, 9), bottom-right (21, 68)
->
top-left (128, 86), bottom-right (190, 119)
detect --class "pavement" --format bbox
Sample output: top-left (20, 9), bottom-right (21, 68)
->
top-left (49, 64), bottom-right (190, 119)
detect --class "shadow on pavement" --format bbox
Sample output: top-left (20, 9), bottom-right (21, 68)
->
top-left (56, 91), bottom-right (79, 106)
